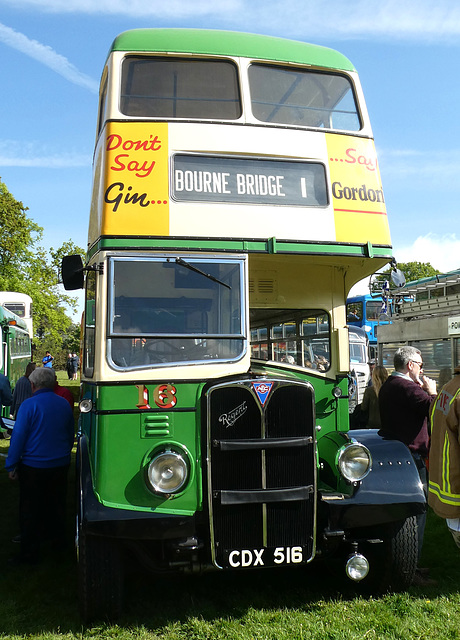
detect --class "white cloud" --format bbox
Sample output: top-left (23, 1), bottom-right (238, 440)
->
top-left (0, 154), bottom-right (88, 168)
top-left (0, 22), bottom-right (98, 93)
top-left (0, 0), bottom-right (241, 18)
top-left (2, 0), bottom-right (460, 42)
top-left (394, 233), bottom-right (460, 273)
top-left (378, 148), bottom-right (460, 183)
top-left (0, 140), bottom-right (89, 168)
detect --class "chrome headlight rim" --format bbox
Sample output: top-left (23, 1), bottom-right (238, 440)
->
top-left (79, 398), bottom-right (93, 413)
top-left (337, 442), bottom-right (372, 483)
top-left (146, 447), bottom-right (190, 496)
top-left (346, 552), bottom-right (370, 582)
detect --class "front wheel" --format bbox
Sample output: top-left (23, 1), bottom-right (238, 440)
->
top-left (358, 516), bottom-right (418, 593)
top-left (78, 530), bottom-right (124, 623)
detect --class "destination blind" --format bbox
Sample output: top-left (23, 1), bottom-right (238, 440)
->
top-left (172, 154), bottom-right (328, 207)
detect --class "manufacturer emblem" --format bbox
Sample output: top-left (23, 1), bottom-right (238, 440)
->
top-left (219, 401), bottom-right (247, 428)
top-left (252, 382), bottom-right (273, 406)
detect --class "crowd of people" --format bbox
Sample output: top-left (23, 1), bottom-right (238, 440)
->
top-left (1, 352), bottom-right (77, 565)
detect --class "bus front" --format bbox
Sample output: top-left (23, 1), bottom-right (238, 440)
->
top-left (64, 29), bottom-right (426, 622)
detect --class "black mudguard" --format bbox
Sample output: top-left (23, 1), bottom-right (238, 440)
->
top-left (322, 429), bottom-right (426, 530)
top-left (77, 435), bottom-right (195, 540)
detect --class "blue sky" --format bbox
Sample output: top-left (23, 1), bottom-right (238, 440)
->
top-left (1, 0), bottom-right (460, 311)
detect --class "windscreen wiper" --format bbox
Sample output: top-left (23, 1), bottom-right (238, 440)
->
top-left (174, 257), bottom-right (231, 290)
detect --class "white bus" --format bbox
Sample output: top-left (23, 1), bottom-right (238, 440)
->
top-left (348, 326), bottom-right (370, 412)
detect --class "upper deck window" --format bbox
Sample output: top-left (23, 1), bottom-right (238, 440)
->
top-left (120, 56), bottom-right (241, 119)
top-left (3, 303), bottom-right (25, 318)
top-left (248, 64), bottom-right (360, 131)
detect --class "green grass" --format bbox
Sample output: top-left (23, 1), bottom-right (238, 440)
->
top-left (1, 391), bottom-right (460, 638)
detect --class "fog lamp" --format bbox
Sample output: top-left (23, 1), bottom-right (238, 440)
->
top-left (346, 553), bottom-right (369, 581)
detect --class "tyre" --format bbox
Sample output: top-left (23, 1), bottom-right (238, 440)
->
top-left (78, 530), bottom-right (124, 623)
top-left (358, 516), bottom-right (418, 593)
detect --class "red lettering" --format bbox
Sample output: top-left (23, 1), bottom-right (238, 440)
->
top-left (106, 134), bottom-right (122, 151)
top-left (345, 148), bottom-right (357, 164)
top-left (112, 153), bottom-right (128, 171)
top-left (343, 148), bottom-right (376, 171)
top-left (106, 133), bottom-right (162, 152)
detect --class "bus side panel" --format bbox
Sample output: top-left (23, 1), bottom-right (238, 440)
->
top-left (81, 382), bottom-right (203, 516)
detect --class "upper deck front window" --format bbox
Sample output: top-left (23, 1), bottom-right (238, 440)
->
top-left (3, 303), bottom-right (25, 318)
top-left (248, 64), bottom-right (360, 131)
top-left (120, 56), bottom-right (241, 119)
top-left (107, 256), bottom-right (246, 370)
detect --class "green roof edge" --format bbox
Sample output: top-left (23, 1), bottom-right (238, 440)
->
top-left (110, 29), bottom-right (356, 72)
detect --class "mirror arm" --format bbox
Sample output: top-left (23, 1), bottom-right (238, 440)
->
top-left (85, 262), bottom-right (104, 275)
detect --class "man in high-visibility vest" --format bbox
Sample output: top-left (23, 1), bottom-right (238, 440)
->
top-left (428, 365), bottom-right (460, 548)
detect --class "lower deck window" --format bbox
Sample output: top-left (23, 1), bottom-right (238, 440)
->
top-left (250, 309), bottom-right (331, 371)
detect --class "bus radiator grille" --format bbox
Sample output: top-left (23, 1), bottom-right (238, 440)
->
top-left (207, 380), bottom-right (315, 568)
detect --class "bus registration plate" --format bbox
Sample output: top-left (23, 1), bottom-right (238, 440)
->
top-left (224, 545), bottom-right (306, 568)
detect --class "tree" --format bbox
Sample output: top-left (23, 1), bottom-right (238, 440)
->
top-left (0, 180), bottom-right (41, 282)
top-left (392, 261), bottom-right (440, 285)
top-left (372, 261), bottom-right (440, 292)
top-left (0, 178), bottom-right (85, 360)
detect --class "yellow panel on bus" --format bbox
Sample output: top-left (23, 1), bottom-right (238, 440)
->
top-left (91, 122), bottom-right (391, 248)
top-left (99, 122), bottom-right (170, 237)
top-left (326, 135), bottom-right (391, 245)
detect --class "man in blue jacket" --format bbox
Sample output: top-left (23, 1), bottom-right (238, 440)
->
top-left (5, 367), bottom-right (75, 564)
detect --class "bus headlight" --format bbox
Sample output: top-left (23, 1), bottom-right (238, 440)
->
top-left (146, 450), bottom-right (189, 495)
top-left (337, 443), bottom-right (372, 482)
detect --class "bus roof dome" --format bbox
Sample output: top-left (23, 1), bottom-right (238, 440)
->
top-left (110, 29), bottom-right (356, 72)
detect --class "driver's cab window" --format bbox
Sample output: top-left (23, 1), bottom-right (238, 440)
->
top-left (107, 256), bottom-right (245, 370)
top-left (84, 270), bottom-right (96, 378)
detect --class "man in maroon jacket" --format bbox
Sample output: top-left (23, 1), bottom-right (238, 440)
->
top-left (379, 346), bottom-right (437, 585)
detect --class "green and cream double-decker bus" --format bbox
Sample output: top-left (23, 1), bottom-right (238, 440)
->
top-left (63, 29), bottom-right (425, 621)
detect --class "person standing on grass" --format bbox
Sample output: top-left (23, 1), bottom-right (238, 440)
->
top-left (378, 345), bottom-right (437, 586)
top-left (10, 362), bottom-right (36, 418)
top-left (5, 367), bottom-right (75, 565)
top-left (66, 353), bottom-right (73, 380)
top-left (360, 365), bottom-right (389, 428)
top-left (0, 371), bottom-right (12, 413)
top-left (42, 351), bottom-right (54, 368)
top-left (53, 370), bottom-right (74, 409)
top-left (71, 352), bottom-right (79, 380)
top-left (428, 365), bottom-right (460, 548)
